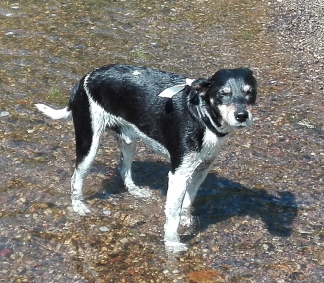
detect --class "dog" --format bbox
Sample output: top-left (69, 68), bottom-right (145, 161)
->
top-left (35, 64), bottom-right (257, 252)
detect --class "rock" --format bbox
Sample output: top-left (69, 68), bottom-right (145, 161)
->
top-left (0, 111), bottom-right (9, 117)
top-left (99, 226), bottom-right (109, 232)
top-left (103, 209), bottom-right (111, 216)
top-left (188, 270), bottom-right (226, 283)
top-left (0, 248), bottom-right (13, 258)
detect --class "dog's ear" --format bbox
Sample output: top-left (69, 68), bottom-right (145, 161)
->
top-left (190, 78), bottom-right (212, 100)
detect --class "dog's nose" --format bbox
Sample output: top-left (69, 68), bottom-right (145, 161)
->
top-left (235, 110), bottom-right (249, 123)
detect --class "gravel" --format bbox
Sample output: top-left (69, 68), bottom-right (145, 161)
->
top-left (267, 0), bottom-right (324, 90)
top-left (0, 0), bottom-right (323, 282)
top-left (273, 0), bottom-right (323, 61)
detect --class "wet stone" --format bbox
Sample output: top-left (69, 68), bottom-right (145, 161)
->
top-left (0, 248), bottom-right (13, 258)
top-left (0, 111), bottom-right (10, 117)
top-left (102, 209), bottom-right (111, 216)
top-left (99, 226), bottom-right (109, 232)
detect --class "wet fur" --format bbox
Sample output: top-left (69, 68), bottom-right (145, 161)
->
top-left (35, 64), bottom-right (257, 253)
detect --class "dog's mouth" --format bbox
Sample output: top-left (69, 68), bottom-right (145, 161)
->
top-left (228, 116), bottom-right (253, 129)
top-left (234, 119), bottom-right (253, 128)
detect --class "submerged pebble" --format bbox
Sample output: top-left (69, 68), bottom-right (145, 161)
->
top-left (99, 226), bottom-right (109, 232)
top-left (0, 111), bottom-right (9, 117)
top-left (103, 209), bottom-right (111, 216)
top-left (0, 248), bottom-right (13, 258)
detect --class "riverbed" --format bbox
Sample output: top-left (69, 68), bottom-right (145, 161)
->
top-left (0, 0), bottom-right (323, 282)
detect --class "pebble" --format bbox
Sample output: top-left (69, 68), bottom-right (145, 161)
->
top-left (44, 209), bottom-right (52, 216)
top-left (298, 229), bottom-right (313, 235)
top-left (99, 226), bottom-right (109, 232)
top-left (0, 111), bottom-right (10, 117)
top-left (0, 249), bottom-right (13, 258)
top-left (103, 209), bottom-right (111, 216)
top-left (163, 270), bottom-right (169, 274)
top-left (263, 244), bottom-right (269, 251)
top-left (119, 238), bottom-right (129, 244)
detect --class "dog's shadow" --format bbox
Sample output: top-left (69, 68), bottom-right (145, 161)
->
top-left (193, 176), bottom-right (298, 238)
top-left (98, 160), bottom-right (298, 237)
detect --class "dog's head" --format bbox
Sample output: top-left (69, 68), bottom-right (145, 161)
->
top-left (190, 68), bottom-right (257, 130)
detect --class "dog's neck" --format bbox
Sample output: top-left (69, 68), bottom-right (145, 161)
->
top-left (188, 94), bottom-right (229, 138)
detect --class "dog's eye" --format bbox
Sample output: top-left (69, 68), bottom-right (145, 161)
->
top-left (220, 87), bottom-right (231, 96)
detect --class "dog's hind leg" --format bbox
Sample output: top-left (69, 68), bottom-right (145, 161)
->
top-left (117, 134), bottom-right (152, 198)
top-left (70, 103), bottom-right (106, 215)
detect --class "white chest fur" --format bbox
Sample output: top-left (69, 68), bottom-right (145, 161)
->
top-left (200, 127), bottom-right (227, 163)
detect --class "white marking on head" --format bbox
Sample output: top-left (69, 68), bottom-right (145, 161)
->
top-left (222, 86), bottom-right (231, 94)
top-left (243, 85), bottom-right (251, 92)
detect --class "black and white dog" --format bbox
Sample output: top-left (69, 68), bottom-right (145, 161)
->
top-left (36, 64), bottom-right (257, 252)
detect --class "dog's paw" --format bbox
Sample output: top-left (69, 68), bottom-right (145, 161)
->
top-left (165, 241), bottom-right (188, 253)
top-left (72, 200), bottom-right (91, 215)
top-left (128, 186), bottom-right (152, 198)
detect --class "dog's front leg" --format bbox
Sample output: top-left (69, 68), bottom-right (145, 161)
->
top-left (164, 171), bottom-right (189, 252)
top-left (180, 162), bottom-right (213, 227)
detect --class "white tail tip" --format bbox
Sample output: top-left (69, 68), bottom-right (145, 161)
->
top-left (35, 103), bottom-right (71, 120)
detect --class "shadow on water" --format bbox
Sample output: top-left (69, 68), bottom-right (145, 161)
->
top-left (193, 175), bottom-right (298, 238)
top-left (92, 160), bottom-right (298, 237)
top-left (89, 159), bottom-right (169, 198)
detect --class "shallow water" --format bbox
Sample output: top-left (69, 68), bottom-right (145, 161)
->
top-left (1, 0), bottom-right (323, 282)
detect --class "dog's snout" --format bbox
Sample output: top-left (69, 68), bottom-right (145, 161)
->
top-left (235, 110), bottom-right (249, 123)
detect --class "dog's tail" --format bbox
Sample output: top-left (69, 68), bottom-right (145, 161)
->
top-left (35, 80), bottom-right (83, 120)
top-left (35, 103), bottom-right (71, 120)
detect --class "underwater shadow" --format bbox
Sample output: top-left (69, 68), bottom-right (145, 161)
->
top-left (192, 174), bottom-right (298, 237)
top-left (94, 160), bottom-right (297, 237)
top-left (92, 159), bottom-right (169, 199)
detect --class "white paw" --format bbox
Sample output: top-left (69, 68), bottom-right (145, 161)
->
top-left (72, 200), bottom-right (91, 215)
top-left (128, 186), bottom-right (152, 198)
top-left (165, 241), bottom-right (188, 253)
